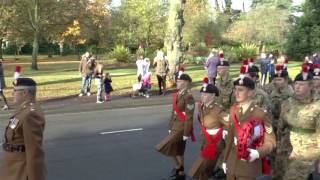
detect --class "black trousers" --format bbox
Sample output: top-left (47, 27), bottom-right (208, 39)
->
top-left (157, 75), bottom-right (166, 94)
top-left (0, 90), bottom-right (8, 106)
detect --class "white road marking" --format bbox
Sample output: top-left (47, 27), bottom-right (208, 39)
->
top-left (100, 128), bottom-right (143, 135)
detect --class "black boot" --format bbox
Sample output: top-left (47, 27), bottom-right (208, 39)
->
top-left (169, 168), bottom-right (178, 177)
top-left (169, 166), bottom-right (185, 180)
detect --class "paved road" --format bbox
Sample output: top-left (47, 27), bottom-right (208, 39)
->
top-left (0, 105), bottom-right (202, 180)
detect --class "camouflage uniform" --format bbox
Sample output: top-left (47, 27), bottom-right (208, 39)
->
top-left (216, 75), bottom-right (234, 109)
top-left (270, 86), bottom-right (294, 180)
top-left (251, 87), bottom-right (271, 113)
top-left (270, 85), bottom-right (294, 132)
top-left (277, 94), bottom-right (320, 180)
top-left (263, 82), bottom-right (274, 95)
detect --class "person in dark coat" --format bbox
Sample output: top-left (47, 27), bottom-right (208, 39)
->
top-left (103, 73), bottom-right (113, 101)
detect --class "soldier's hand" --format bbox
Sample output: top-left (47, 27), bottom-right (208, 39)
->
top-left (248, 148), bottom-right (260, 162)
top-left (183, 136), bottom-right (189, 141)
top-left (222, 162), bottom-right (227, 174)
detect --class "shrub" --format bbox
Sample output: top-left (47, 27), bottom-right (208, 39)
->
top-left (235, 43), bottom-right (258, 61)
top-left (189, 42), bottom-right (210, 57)
top-left (220, 44), bottom-right (258, 62)
top-left (107, 45), bottom-right (132, 63)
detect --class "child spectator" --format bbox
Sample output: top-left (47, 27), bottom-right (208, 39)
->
top-left (103, 73), bottom-right (113, 101)
top-left (141, 71), bottom-right (152, 98)
top-left (94, 62), bottom-right (104, 103)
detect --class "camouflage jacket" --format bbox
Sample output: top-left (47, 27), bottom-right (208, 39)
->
top-left (216, 75), bottom-right (234, 109)
top-left (251, 87), bottom-right (271, 113)
top-left (270, 86), bottom-right (294, 120)
top-left (278, 94), bottom-right (320, 160)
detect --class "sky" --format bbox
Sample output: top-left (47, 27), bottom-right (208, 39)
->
top-left (111, 0), bottom-right (305, 10)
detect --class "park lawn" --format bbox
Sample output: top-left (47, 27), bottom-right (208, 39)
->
top-left (1, 55), bottom-right (304, 100)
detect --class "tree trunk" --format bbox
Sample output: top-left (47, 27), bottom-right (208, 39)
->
top-left (0, 38), bottom-right (3, 60)
top-left (30, 0), bottom-right (40, 70)
top-left (48, 42), bottom-right (53, 58)
top-left (76, 45), bottom-right (80, 60)
top-left (165, 0), bottom-right (186, 87)
top-left (31, 31), bottom-right (39, 70)
top-left (59, 41), bottom-right (64, 56)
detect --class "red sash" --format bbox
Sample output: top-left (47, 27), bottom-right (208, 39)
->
top-left (200, 125), bottom-right (223, 160)
top-left (231, 105), bottom-right (271, 175)
top-left (172, 92), bottom-right (196, 142)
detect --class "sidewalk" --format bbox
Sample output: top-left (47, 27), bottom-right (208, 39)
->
top-left (0, 90), bottom-right (201, 118)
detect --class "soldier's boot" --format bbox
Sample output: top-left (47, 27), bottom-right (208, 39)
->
top-left (169, 168), bottom-right (177, 177)
top-left (169, 166), bottom-right (185, 180)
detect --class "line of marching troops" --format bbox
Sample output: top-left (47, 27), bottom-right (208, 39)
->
top-left (156, 53), bottom-right (320, 180)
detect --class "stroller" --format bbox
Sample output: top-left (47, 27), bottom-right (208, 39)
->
top-left (131, 72), bottom-right (152, 98)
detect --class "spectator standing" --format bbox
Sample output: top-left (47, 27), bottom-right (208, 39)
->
top-left (204, 49), bottom-right (219, 85)
top-left (153, 51), bottom-right (169, 95)
top-left (79, 52), bottom-right (95, 96)
top-left (103, 72), bottom-right (113, 101)
top-left (0, 58), bottom-right (8, 110)
top-left (259, 53), bottom-right (270, 85)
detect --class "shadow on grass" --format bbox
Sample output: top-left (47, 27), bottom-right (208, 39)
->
top-left (37, 77), bottom-right (81, 86)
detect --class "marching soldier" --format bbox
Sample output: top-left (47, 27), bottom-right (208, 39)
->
top-left (0, 78), bottom-right (47, 180)
top-left (188, 78), bottom-right (228, 180)
top-left (269, 64), bottom-right (294, 180)
top-left (269, 64), bottom-right (294, 133)
top-left (222, 66), bottom-right (276, 180)
top-left (216, 57), bottom-right (234, 109)
top-left (246, 63), bottom-right (272, 112)
top-left (156, 73), bottom-right (195, 180)
top-left (278, 64), bottom-right (320, 180)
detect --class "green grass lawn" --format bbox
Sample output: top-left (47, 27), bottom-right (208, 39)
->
top-left (1, 55), bottom-right (304, 100)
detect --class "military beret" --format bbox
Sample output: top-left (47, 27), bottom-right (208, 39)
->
top-left (13, 78), bottom-right (36, 89)
top-left (217, 60), bottom-right (230, 67)
top-left (178, 73), bottom-right (192, 82)
top-left (248, 65), bottom-right (259, 78)
top-left (274, 64), bottom-right (289, 78)
top-left (294, 64), bottom-right (313, 81)
top-left (233, 66), bottom-right (255, 89)
top-left (200, 84), bottom-right (220, 96)
top-left (234, 77), bottom-right (255, 90)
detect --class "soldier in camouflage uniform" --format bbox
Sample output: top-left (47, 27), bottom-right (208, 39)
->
top-left (278, 64), bottom-right (320, 180)
top-left (246, 64), bottom-right (272, 112)
top-left (270, 65), bottom-right (294, 180)
top-left (270, 64), bottom-right (294, 133)
top-left (216, 58), bottom-right (233, 109)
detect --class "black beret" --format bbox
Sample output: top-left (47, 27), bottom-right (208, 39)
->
top-left (178, 73), bottom-right (192, 82)
top-left (217, 60), bottom-right (230, 67)
top-left (200, 84), bottom-right (220, 96)
top-left (233, 77), bottom-right (255, 90)
top-left (13, 78), bottom-right (36, 87)
top-left (294, 72), bottom-right (313, 81)
top-left (248, 65), bottom-right (259, 78)
top-left (274, 70), bottom-right (289, 78)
